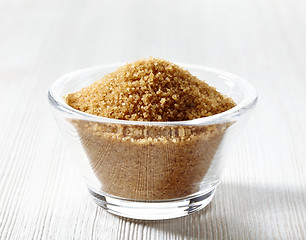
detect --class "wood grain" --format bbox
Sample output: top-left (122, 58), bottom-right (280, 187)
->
top-left (0, 0), bottom-right (305, 239)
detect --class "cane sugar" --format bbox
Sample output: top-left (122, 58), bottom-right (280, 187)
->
top-left (66, 58), bottom-right (235, 121)
top-left (65, 58), bottom-right (236, 200)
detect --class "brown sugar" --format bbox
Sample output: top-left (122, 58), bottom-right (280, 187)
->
top-left (66, 58), bottom-right (236, 200)
top-left (77, 122), bottom-right (228, 200)
top-left (66, 57), bottom-right (235, 121)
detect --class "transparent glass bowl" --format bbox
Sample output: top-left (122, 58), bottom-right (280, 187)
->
top-left (48, 64), bottom-right (257, 220)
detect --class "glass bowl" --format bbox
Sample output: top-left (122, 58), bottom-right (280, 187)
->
top-left (48, 64), bottom-right (257, 220)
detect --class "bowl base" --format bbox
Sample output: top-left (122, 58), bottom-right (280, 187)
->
top-left (88, 187), bottom-right (216, 220)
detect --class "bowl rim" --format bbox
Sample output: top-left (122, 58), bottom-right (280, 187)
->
top-left (48, 63), bottom-right (258, 126)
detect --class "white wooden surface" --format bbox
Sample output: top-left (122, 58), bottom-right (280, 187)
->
top-left (0, 0), bottom-right (305, 239)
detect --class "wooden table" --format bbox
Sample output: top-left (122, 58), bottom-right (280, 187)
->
top-left (1, 0), bottom-right (305, 239)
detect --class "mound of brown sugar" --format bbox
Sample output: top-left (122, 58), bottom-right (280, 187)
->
top-left (66, 58), bottom-right (236, 200)
top-left (66, 58), bottom-right (235, 121)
